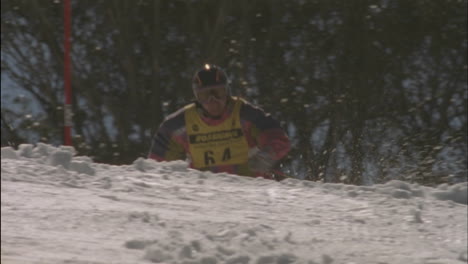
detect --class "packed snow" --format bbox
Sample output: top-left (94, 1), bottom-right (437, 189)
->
top-left (1, 143), bottom-right (467, 264)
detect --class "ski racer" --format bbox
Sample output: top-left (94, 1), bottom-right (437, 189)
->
top-left (148, 64), bottom-right (291, 179)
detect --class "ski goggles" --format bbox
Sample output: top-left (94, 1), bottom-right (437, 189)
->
top-left (194, 85), bottom-right (227, 102)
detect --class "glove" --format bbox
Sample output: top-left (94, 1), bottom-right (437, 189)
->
top-left (248, 147), bottom-right (276, 173)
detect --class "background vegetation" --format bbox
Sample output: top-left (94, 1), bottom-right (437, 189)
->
top-left (2, 0), bottom-right (467, 185)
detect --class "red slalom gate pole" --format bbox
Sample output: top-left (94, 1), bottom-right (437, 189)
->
top-left (63, 0), bottom-right (72, 146)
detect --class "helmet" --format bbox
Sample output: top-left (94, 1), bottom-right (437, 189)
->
top-left (192, 64), bottom-right (230, 95)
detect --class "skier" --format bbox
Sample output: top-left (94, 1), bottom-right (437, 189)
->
top-left (148, 64), bottom-right (291, 179)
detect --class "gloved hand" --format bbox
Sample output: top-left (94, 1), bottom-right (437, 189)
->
top-left (248, 147), bottom-right (276, 173)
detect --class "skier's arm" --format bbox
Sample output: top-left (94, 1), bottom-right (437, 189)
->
top-left (240, 102), bottom-right (291, 162)
top-left (148, 112), bottom-right (186, 162)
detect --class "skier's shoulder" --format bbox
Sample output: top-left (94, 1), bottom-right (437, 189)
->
top-left (237, 97), bottom-right (269, 118)
top-left (161, 103), bottom-right (194, 130)
top-left (237, 97), bottom-right (282, 129)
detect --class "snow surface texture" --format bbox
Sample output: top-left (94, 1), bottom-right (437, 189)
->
top-left (1, 143), bottom-right (467, 264)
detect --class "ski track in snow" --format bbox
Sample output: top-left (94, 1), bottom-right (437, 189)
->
top-left (1, 143), bottom-right (467, 264)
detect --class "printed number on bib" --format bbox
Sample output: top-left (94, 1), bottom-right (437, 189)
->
top-left (203, 148), bottom-right (232, 166)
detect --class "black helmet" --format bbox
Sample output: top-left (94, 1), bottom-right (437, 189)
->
top-left (192, 64), bottom-right (230, 94)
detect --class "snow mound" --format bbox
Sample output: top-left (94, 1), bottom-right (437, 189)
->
top-left (1, 144), bottom-right (467, 264)
top-left (1, 143), bottom-right (467, 205)
top-left (432, 183), bottom-right (468, 205)
top-left (1, 146), bottom-right (18, 159)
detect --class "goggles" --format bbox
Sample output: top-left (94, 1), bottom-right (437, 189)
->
top-left (195, 85), bottom-right (227, 102)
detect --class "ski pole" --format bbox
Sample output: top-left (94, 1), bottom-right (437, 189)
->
top-left (272, 169), bottom-right (293, 181)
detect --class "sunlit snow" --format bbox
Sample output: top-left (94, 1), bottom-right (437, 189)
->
top-left (1, 143), bottom-right (467, 264)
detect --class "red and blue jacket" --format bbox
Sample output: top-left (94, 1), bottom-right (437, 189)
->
top-left (148, 97), bottom-right (290, 177)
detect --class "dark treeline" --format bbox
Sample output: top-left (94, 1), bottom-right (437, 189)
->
top-left (1, 0), bottom-right (466, 185)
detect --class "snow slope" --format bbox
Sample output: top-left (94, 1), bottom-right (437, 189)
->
top-left (1, 143), bottom-right (467, 264)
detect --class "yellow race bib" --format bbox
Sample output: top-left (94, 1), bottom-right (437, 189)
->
top-left (185, 98), bottom-right (249, 169)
